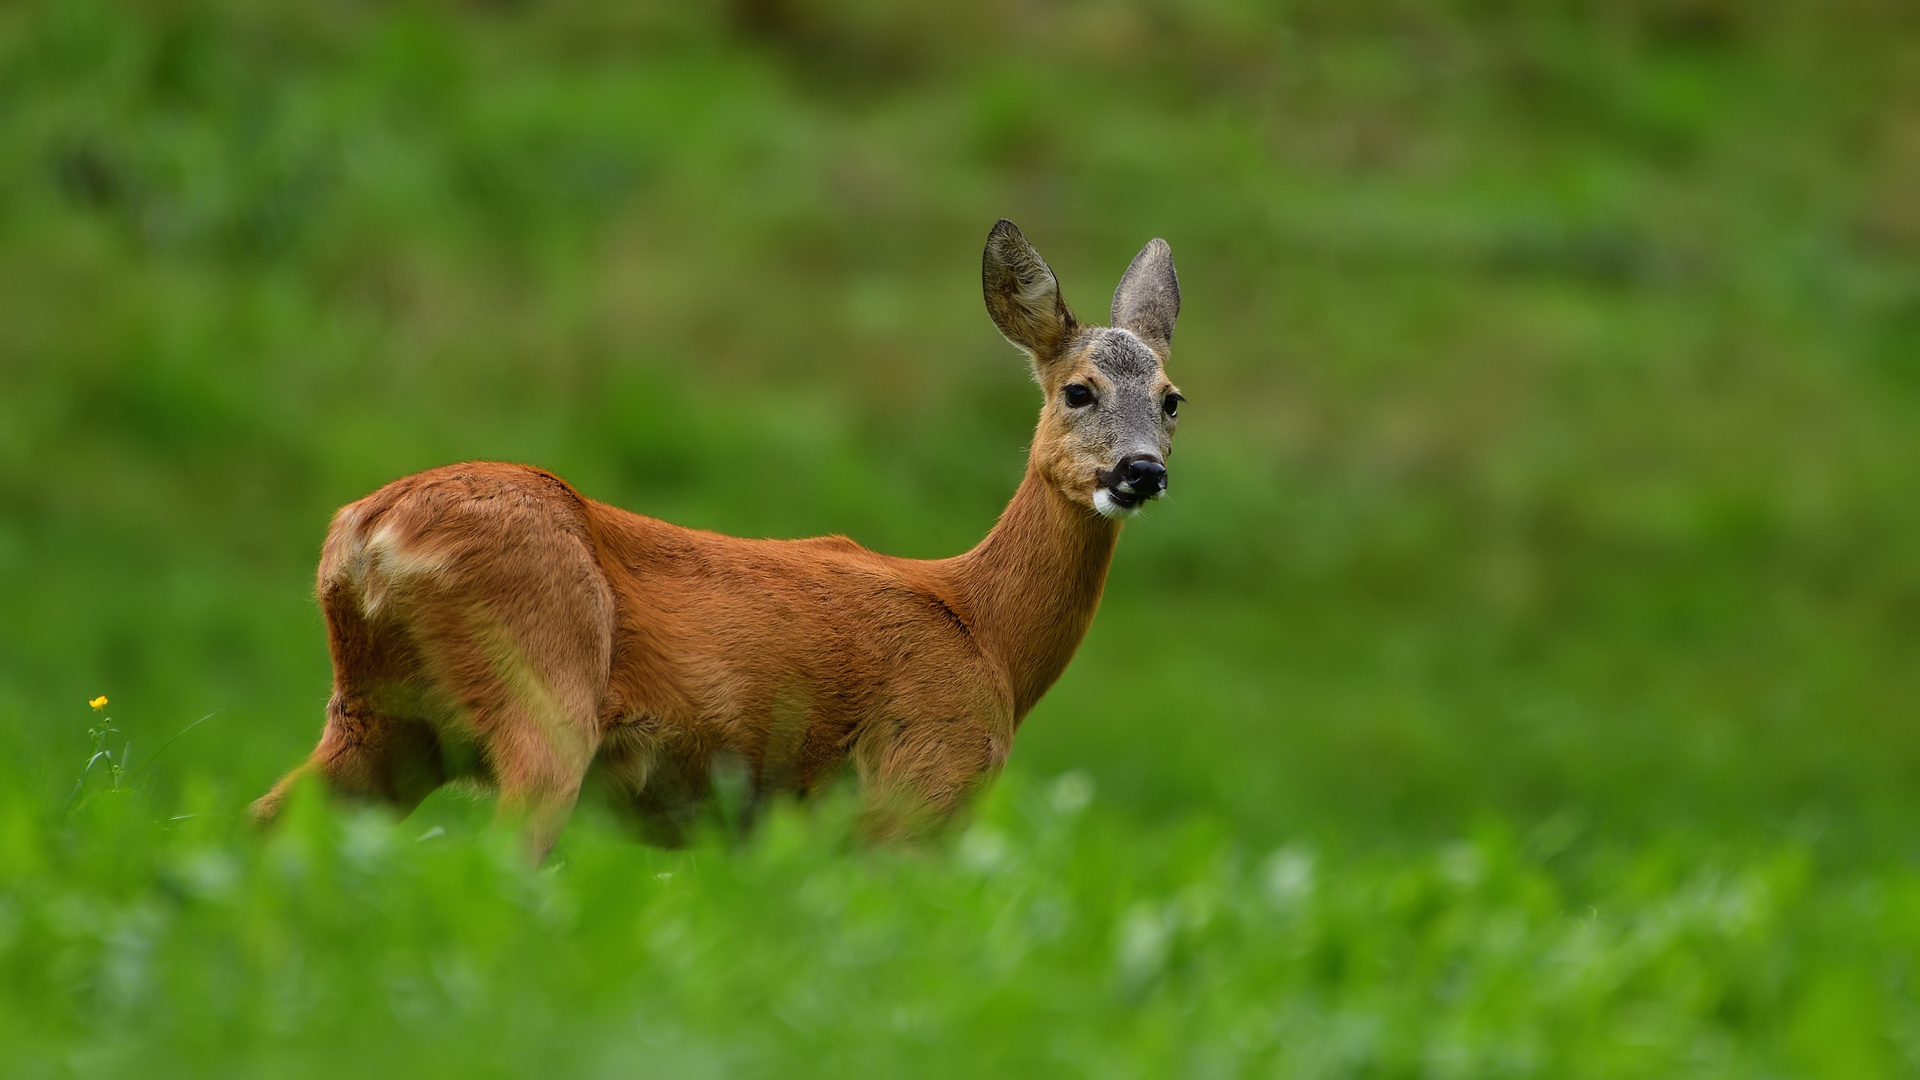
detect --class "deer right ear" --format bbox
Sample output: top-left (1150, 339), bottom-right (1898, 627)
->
top-left (1111, 237), bottom-right (1179, 356)
top-left (983, 219), bottom-right (1077, 369)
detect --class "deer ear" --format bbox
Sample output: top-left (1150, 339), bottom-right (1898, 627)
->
top-left (1110, 238), bottom-right (1180, 355)
top-left (982, 219), bottom-right (1077, 367)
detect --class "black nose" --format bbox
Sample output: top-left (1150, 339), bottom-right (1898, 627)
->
top-left (1121, 456), bottom-right (1167, 497)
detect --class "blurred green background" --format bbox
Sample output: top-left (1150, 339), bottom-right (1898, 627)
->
top-left (5, 0), bottom-right (1920, 1073)
top-left (7, 0), bottom-right (1918, 841)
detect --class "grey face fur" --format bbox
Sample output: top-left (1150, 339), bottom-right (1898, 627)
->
top-left (982, 220), bottom-right (1183, 519)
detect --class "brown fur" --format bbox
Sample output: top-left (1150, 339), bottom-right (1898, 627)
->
top-left (251, 221), bottom-right (1181, 860)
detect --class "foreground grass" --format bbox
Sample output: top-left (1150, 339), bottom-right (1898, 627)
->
top-left (4, 775), bottom-right (1917, 1078)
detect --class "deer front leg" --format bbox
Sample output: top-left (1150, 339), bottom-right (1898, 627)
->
top-left (855, 715), bottom-right (1007, 844)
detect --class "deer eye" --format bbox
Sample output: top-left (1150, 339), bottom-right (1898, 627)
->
top-left (1163, 392), bottom-right (1183, 418)
top-left (1063, 383), bottom-right (1095, 409)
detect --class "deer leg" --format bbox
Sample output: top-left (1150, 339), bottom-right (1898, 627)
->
top-left (482, 700), bottom-right (595, 863)
top-left (276, 486), bottom-right (614, 862)
top-left (255, 564), bottom-right (449, 826)
top-left (250, 693), bottom-right (444, 825)
top-left (401, 615), bottom-right (601, 864)
top-left (856, 717), bottom-right (1005, 844)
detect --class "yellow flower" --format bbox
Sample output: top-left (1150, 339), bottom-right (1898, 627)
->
top-left (89, 696), bottom-right (108, 710)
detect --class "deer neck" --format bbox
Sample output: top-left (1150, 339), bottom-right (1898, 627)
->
top-left (948, 463), bottom-right (1122, 720)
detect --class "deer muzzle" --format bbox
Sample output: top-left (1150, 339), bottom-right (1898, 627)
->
top-left (1098, 453), bottom-right (1168, 509)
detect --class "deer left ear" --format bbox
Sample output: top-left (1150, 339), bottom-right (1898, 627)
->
top-left (983, 219), bottom-right (1079, 369)
top-left (1111, 238), bottom-right (1180, 355)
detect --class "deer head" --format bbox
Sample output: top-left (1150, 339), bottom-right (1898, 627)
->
top-left (982, 220), bottom-right (1184, 519)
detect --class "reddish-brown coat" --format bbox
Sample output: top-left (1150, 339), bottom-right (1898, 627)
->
top-left (251, 458), bottom-right (1119, 856)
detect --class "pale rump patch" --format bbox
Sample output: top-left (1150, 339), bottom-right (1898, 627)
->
top-left (354, 523), bottom-right (447, 616)
top-left (365, 522), bottom-right (446, 579)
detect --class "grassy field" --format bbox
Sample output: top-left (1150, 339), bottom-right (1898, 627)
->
top-left (4, 0), bottom-right (1920, 1074)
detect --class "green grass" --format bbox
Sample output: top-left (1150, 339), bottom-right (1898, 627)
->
top-left (11, 771), bottom-right (1920, 1077)
top-left (4, 0), bottom-right (1920, 1073)
top-left (15, 773), bottom-right (1920, 1078)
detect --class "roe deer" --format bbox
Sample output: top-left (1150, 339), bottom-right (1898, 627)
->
top-left (250, 220), bottom-right (1184, 860)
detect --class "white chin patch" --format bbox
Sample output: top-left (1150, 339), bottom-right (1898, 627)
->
top-left (1092, 489), bottom-right (1140, 520)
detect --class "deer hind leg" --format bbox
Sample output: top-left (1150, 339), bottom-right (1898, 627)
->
top-left (248, 694), bottom-right (445, 826)
top-left (258, 474), bottom-right (615, 861)
top-left (399, 584), bottom-right (611, 865)
top-left (483, 696), bottom-right (597, 864)
top-left (250, 575), bottom-right (446, 826)
top-left (273, 619), bottom-right (606, 861)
